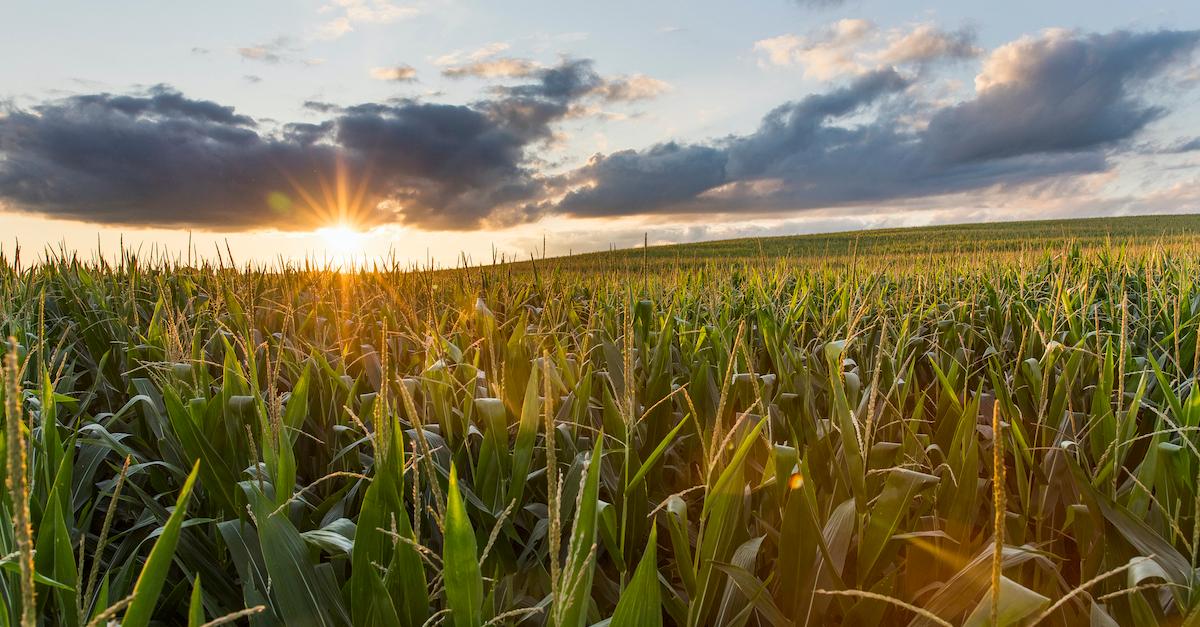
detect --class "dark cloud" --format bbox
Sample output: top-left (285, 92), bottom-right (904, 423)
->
top-left (0, 61), bottom-right (609, 231)
top-left (328, 101), bottom-right (544, 228)
top-left (302, 100), bottom-right (341, 114)
top-left (554, 29), bottom-right (1200, 219)
top-left (559, 143), bottom-right (728, 216)
top-left (0, 87), bottom-right (344, 230)
top-left (496, 59), bottom-right (604, 101)
top-left (924, 29), bottom-right (1200, 163)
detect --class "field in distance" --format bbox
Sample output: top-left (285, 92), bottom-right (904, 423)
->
top-left (536, 213), bottom-right (1200, 271)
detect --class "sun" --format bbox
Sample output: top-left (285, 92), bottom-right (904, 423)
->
top-left (316, 224), bottom-right (365, 265)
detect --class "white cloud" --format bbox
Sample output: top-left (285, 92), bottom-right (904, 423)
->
top-left (754, 19), bottom-right (876, 79)
top-left (316, 0), bottom-right (420, 40)
top-left (874, 23), bottom-right (980, 66)
top-left (974, 27), bottom-right (1072, 91)
top-left (433, 42), bottom-right (512, 67)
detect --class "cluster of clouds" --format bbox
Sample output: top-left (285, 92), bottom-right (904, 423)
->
top-left (1, 25), bottom-right (1198, 232)
top-left (0, 59), bottom-right (667, 231)
top-left (559, 29), bottom-right (1200, 220)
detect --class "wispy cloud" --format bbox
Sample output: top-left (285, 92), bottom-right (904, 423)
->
top-left (315, 0), bottom-right (420, 40)
top-left (236, 37), bottom-right (323, 66)
top-left (1165, 137), bottom-right (1200, 153)
top-left (591, 75), bottom-right (671, 102)
top-left (433, 42), bottom-right (511, 67)
top-left (442, 57), bottom-right (541, 78)
top-left (369, 64), bottom-right (418, 81)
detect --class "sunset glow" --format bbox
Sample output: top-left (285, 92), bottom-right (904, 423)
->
top-left (316, 224), bottom-right (365, 267)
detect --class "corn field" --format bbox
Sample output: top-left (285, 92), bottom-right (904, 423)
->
top-left (6, 219), bottom-right (1200, 626)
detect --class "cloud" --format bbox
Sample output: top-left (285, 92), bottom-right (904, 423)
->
top-left (875, 24), bottom-right (980, 66)
top-left (0, 86), bottom-right (343, 231)
top-left (316, 0), bottom-right (419, 40)
top-left (442, 58), bottom-right (542, 79)
top-left (445, 57), bottom-right (671, 107)
top-left (433, 42), bottom-right (511, 67)
top-left (436, 43), bottom-right (557, 80)
top-left (235, 37), bottom-right (322, 66)
top-left (554, 29), bottom-right (1200, 219)
top-left (926, 29), bottom-right (1200, 162)
top-left (0, 61), bottom-right (612, 231)
top-left (592, 75), bottom-right (671, 102)
top-left (1165, 137), bottom-right (1200, 153)
top-left (370, 64), bottom-right (418, 81)
top-left (437, 46), bottom-right (671, 102)
top-left (755, 19), bottom-right (875, 79)
top-left (237, 46), bottom-right (284, 64)
top-left (557, 142), bottom-right (729, 216)
top-left (755, 19), bottom-right (980, 80)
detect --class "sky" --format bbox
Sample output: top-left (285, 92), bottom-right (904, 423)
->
top-left (1, 0), bottom-right (1199, 266)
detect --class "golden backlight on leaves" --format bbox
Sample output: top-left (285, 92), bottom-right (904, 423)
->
top-left (9, 218), bottom-right (1200, 626)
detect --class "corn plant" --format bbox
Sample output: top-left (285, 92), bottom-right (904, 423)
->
top-left (2, 215), bottom-right (1200, 625)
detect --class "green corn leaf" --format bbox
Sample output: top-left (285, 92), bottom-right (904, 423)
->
top-left (188, 575), bottom-right (205, 627)
top-left (122, 460), bottom-right (201, 627)
top-left (610, 524), bottom-right (662, 627)
top-left (555, 435), bottom-right (604, 627)
top-left (508, 366), bottom-right (541, 508)
top-left (962, 576), bottom-right (1049, 627)
top-left (627, 414), bottom-right (688, 491)
top-left (444, 463), bottom-right (484, 627)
